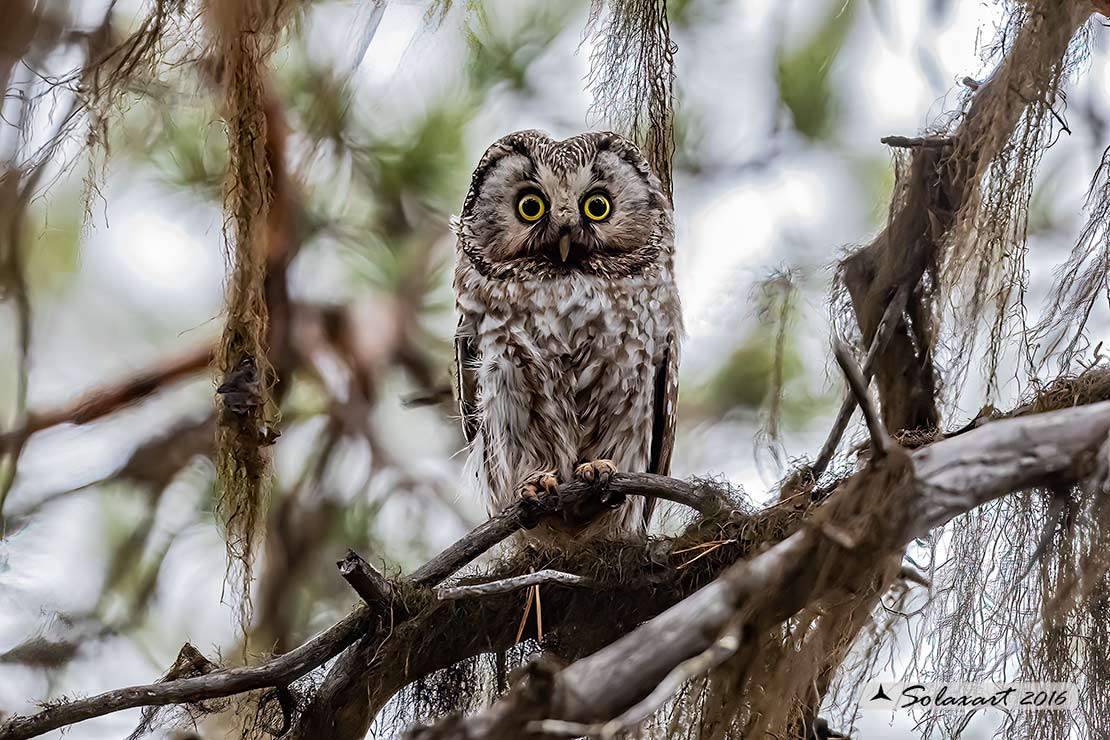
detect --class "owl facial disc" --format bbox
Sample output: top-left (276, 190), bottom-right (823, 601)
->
top-left (457, 129), bottom-right (672, 279)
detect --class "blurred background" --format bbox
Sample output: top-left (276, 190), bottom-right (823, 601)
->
top-left (1, 0), bottom-right (1108, 737)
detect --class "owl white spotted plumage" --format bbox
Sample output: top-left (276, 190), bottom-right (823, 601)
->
top-left (452, 130), bottom-right (681, 541)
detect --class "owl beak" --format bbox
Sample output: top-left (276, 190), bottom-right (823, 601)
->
top-left (558, 233), bottom-right (571, 263)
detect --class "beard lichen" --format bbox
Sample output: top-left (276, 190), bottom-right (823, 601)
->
top-left (203, 0), bottom-right (296, 632)
top-left (585, 0), bottom-right (676, 200)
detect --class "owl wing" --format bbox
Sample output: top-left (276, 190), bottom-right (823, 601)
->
top-left (454, 317), bottom-right (481, 444)
top-left (644, 332), bottom-right (679, 527)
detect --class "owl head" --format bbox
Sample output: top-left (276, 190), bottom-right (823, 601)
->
top-left (454, 130), bottom-right (673, 279)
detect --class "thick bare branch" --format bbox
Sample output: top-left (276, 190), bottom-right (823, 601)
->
top-left (531, 618), bottom-right (745, 739)
top-left (912, 400), bottom-right (1110, 535)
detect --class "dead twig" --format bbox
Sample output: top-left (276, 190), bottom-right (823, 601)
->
top-left (898, 564), bottom-right (931, 589)
top-left (338, 550), bottom-right (393, 605)
top-left (514, 584), bottom-right (536, 645)
top-left (676, 539), bottom-right (736, 569)
top-left (436, 570), bottom-right (597, 601)
top-left (808, 283), bottom-right (909, 481)
top-left (832, 340), bottom-right (891, 458)
top-left (880, 135), bottom-right (954, 149)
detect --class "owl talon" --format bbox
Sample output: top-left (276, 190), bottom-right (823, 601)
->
top-left (516, 471), bottom-right (559, 528)
top-left (574, 460), bottom-right (621, 506)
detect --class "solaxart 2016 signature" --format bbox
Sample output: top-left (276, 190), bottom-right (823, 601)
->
top-left (861, 682), bottom-right (1078, 712)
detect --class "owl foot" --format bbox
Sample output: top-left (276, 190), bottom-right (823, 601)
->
top-left (574, 459), bottom-right (621, 507)
top-left (574, 459), bottom-right (615, 486)
top-left (516, 470), bottom-right (559, 528)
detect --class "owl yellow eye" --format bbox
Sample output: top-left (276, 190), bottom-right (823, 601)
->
top-left (517, 193), bottom-right (546, 222)
top-left (582, 193), bottom-right (611, 222)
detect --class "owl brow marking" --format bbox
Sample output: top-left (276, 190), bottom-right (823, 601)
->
top-left (463, 137), bottom-right (536, 214)
top-left (519, 173), bottom-right (543, 190)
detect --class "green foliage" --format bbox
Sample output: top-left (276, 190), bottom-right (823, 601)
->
top-left (357, 103), bottom-right (473, 232)
top-left (464, 2), bottom-right (579, 94)
top-left (775, 1), bottom-right (855, 141)
top-left (120, 102), bottom-right (228, 200)
top-left (282, 58), bottom-right (352, 147)
top-left (668, 0), bottom-right (729, 29)
top-left (25, 198), bottom-right (82, 294)
top-left (700, 325), bottom-right (832, 428)
top-left (707, 327), bottom-right (802, 411)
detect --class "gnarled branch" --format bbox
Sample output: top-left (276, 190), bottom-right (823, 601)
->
top-left (408, 399), bottom-right (1110, 739)
top-left (5, 396), bottom-right (1107, 740)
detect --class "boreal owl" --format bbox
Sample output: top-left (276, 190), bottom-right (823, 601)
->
top-left (453, 130), bottom-right (681, 540)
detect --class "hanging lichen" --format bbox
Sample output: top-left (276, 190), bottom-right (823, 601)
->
top-left (586, 0), bottom-right (676, 200)
top-left (937, 0), bottom-right (1089, 398)
top-left (204, 0), bottom-right (293, 630)
top-left (753, 270), bottom-right (798, 480)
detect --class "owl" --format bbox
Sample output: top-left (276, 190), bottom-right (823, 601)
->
top-left (452, 130), bottom-right (681, 540)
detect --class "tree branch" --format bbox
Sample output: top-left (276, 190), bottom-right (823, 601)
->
top-left (0, 610), bottom-right (372, 740)
top-left (832, 340), bottom-right (890, 458)
top-left (530, 618), bottom-right (745, 739)
top-left (409, 399), bottom-right (1110, 739)
top-left (285, 471), bottom-right (732, 740)
top-left (3, 394), bottom-right (1108, 740)
top-left (338, 550), bottom-right (393, 604)
top-left (807, 283), bottom-right (908, 480)
top-left (436, 570), bottom-right (597, 601)
top-left (839, 0), bottom-right (1090, 434)
top-left (0, 472), bottom-right (708, 740)
top-left (879, 135), bottom-right (953, 149)
top-left (408, 473), bottom-right (728, 588)
top-left (0, 344), bottom-right (213, 454)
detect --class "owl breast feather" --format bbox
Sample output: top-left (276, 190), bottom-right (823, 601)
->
top-left (458, 267), bottom-right (680, 538)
